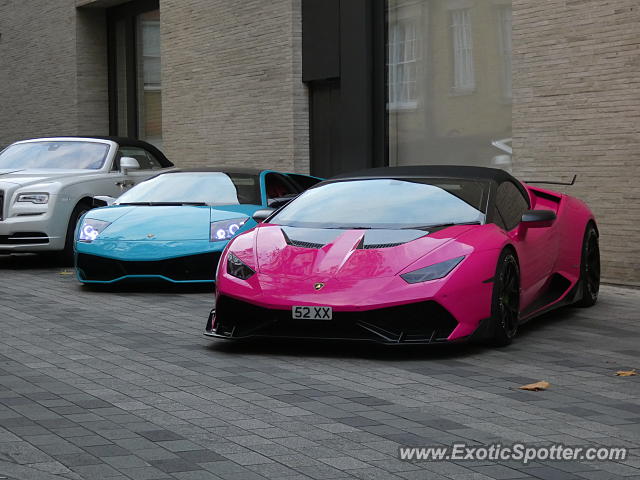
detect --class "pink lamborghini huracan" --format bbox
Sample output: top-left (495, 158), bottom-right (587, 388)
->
top-left (204, 166), bottom-right (600, 346)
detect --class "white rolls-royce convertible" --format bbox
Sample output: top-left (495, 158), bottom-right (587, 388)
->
top-left (0, 136), bottom-right (174, 260)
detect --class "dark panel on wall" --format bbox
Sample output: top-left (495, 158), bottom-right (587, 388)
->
top-left (309, 80), bottom-right (339, 178)
top-left (304, 0), bottom-right (387, 177)
top-left (335, 0), bottom-right (372, 175)
top-left (371, 0), bottom-right (387, 169)
top-left (302, 0), bottom-right (340, 82)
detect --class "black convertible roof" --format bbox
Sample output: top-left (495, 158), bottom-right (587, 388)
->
top-left (89, 136), bottom-right (173, 168)
top-left (164, 167), bottom-right (264, 175)
top-left (38, 136), bottom-right (173, 168)
top-left (330, 165), bottom-right (528, 198)
top-left (332, 165), bottom-right (514, 182)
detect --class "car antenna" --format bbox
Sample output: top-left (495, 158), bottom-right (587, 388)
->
top-left (525, 175), bottom-right (577, 186)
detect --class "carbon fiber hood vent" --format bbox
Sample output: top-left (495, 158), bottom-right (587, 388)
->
top-left (280, 227), bottom-right (343, 249)
top-left (279, 226), bottom-right (426, 250)
top-left (287, 239), bottom-right (325, 249)
top-left (361, 242), bottom-right (404, 249)
top-left (358, 229), bottom-right (426, 249)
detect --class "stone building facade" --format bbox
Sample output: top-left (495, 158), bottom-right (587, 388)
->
top-left (0, 0), bottom-right (308, 174)
top-left (0, 0), bottom-right (638, 285)
top-left (512, 0), bottom-right (640, 286)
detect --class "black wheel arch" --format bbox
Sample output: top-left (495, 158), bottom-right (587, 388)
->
top-left (502, 244), bottom-right (519, 265)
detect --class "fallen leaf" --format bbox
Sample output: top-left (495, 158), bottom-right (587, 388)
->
top-left (615, 370), bottom-right (637, 377)
top-left (519, 381), bottom-right (550, 391)
top-left (59, 270), bottom-right (74, 276)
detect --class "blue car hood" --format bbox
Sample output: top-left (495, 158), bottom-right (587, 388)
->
top-left (89, 205), bottom-right (253, 241)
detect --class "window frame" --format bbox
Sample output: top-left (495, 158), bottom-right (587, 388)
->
top-left (450, 8), bottom-right (475, 94)
top-left (112, 145), bottom-right (163, 171)
top-left (497, 5), bottom-right (513, 100)
top-left (286, 174), bottom-right (323, 192)
top-left (264, 172), bottom-right (301, 204)
top-left (388, 16), bottom-right (420, 110)
top-left (107, 0), bottom-right (160, 139)
top-left (493, 180), bottom-right (530, 231)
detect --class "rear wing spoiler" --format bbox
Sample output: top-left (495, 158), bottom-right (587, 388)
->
top-left (525, 175), bottom-right (577, 186)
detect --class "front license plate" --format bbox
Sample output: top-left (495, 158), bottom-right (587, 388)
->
top-left (292, 306), bottom-right (333, 320)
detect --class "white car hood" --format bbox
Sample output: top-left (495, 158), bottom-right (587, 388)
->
top-left (0, 169), bottom-right (100, 187)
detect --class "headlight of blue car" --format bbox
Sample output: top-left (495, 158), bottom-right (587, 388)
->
top-left (400, 256), bottom-right (465, 284)
top-left (210, 218), bottom-right (249, 242)
top-left (227, 252), bottom-right (255, 280)
top-left (78, 219), bottom-right (112, 243)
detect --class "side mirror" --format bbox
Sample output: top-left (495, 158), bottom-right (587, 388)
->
top-left (93, 195), bottom-right (116, 208)
top-left (252, 208), bottom-right (275, 223)
top-left (521, 210), bottom-right (556, 228)
top-left (120, 157), bottom-right (140, 175)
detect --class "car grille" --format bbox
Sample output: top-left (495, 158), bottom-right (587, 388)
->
top-left (77, 252), bottom-right (222, 282)
top-left (214, 295), bottom-right (458, 344)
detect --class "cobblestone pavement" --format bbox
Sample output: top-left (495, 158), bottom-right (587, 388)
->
top-left (0, 254), bottom-right (638, 480)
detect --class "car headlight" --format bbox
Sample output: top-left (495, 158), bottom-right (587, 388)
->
top-left (227, 252), bottom-right (255, 280)
top-left (78, 219), bottom-right (111, 243)
top-left (210, 218), bottom-right (249, 242)
top-left (400, 256), bottom-right (465, 284)
top-left (17, 193), bottom-right (49, 204)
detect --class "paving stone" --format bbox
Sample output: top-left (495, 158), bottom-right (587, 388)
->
top-left (52, 452), bottom-right (103, 467)
top-left (150, 458), bottom-right (204, 473)
top-left (0, 260), bottom-right (638, 480)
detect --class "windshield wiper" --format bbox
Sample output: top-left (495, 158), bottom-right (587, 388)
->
top-left (404, 221), bottom-right (482, 230)
top-left (0, 169), bottom-right (25, 176)
top-left (118, 202), bottom-right (207, 206)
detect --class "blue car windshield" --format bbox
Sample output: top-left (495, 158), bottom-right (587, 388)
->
top-left (269, 178), bottom-right (488, 229)
top-left (116, 172), bottom-right (261, 206)
top-left (0, 141), bottom-right (110, 170)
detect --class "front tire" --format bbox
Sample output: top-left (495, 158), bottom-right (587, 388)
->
top-left (60, 202), bottom-right (90, 265)
top-left (488, 249), bottom-right (521, 347)
top-left (575, 223), bottom-right (600, 307)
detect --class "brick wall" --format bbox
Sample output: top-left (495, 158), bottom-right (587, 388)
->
top-left (513, 0), bottom-right (640, 286)
top-left (0, 1), bottom-right (109, 147)
top-left (0, 0), bottom-right (79, 146)
top-left (1, 0), bottom-right (638, 285)
top-left (75, 8), bottom-right (109, 136)
top-left (160, 0), bottom-right (309, 173)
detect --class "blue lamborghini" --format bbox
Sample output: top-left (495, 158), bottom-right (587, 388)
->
top-left (74, 168), bottom-right (320, 284)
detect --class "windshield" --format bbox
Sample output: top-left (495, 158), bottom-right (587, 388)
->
top-left (116, 172), bottom-right (261, 206)
top-left (269, 178), bottom-right (488, 229)
top-left (0, 141), bottom-right (110, 170)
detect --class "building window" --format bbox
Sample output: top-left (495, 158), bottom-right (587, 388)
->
top-left (388, 18), bottom-right (419, 109)
top-left (107, 1), bottom-right (162, 148)
top-left (138, 11), bottom-right (162, 146)
top-left (498, 6), bottom-right (512, 99)
top-left (450, 9), bottom-right (475, 93)
top-left (386, 0), bottom-right (512, 169)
